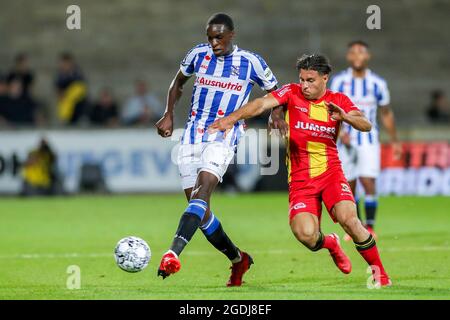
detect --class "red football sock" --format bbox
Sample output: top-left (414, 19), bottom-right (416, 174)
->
top-left (355, 235), bottom-right (387, 276)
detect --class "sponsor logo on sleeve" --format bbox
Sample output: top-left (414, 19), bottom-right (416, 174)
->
top-left (277, 87), bottom-right (290, 97)
top-left (341, 183), bottom-right (351, 193)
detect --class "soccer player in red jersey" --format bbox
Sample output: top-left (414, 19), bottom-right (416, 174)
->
top-left (208, 54), bottom-right (392, 287)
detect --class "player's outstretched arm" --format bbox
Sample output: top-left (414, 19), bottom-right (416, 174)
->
top-left (326, 101), bottom-right (372, 132)
top-left (155, 70), bottom-right (190, 137)
top-left (380, 105), bottom-right (402, 159)
top-left (266, 86), bottom-right (288, 137)
top-left (208, 94), bottom-right (280, 135)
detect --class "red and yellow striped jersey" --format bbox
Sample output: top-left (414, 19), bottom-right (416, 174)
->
top-left (271, 83), bottom-right (359, 183)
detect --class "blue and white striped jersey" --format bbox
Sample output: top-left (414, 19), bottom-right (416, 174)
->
top-left (329, 68), bottom-right (390, 146)
top-left (179, 43), bottom-right (278, 146)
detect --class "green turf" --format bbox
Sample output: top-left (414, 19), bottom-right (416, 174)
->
top-left (0, 193), bottom-right (449, 299)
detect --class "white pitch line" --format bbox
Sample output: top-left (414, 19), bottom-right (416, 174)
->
top-left (0, 253), bottom-right (113, 259)
top-left (0, 246), bottom-right (447, 260)
top-left (382, 246), bottom-right (450, 252)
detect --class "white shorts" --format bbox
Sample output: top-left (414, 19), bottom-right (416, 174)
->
top-left (355, 144), bottom-right (380, 178)
top-left (177, 142), bottom-right (236, 190)
top-left (339, 143), bottom-right (380, 181)
top-left (338, 143), bottom-right (358, 181)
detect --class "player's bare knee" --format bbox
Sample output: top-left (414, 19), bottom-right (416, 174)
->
top-left (302, 235), bottom-right (320, 251)
top-left (293, 228), bottom-right (317, 248)
top-left (295, 233), bottom-right (316, 249)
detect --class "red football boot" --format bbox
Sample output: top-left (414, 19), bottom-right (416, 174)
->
top-left (157, 251), bottom-right (181, 279)
top-left (226, 252), bottom-right (254, 287)
top-left (378, 274), bottom-right (393, 287)
top-left (328, 233), bottom-right (352, 274)
top-left (372, 271), bottom-right (392, 287)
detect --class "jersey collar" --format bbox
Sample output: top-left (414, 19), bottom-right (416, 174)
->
top-left (309, 89), bottom-right (331, 104)
top-left (213, 45), bottom-right (238, 59)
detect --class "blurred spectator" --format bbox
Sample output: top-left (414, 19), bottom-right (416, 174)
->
top-left (55, 52), bottom-right (88, 125)
top-left (7, 53), bottom-right (34, 98)
top-left (21, 138), bottom-right (61, 196)
top-left (426, 90), bottom-right (449, 123)
top-left (89, 88), bottom-right (119, 127)
top-left (122, 79), bottom-right (163, 126)
top-left (4, 78), bottom-right (38, 126)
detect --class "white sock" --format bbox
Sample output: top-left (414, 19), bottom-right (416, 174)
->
top-left (231, 251), bottom-right (242, 264)
top-left (166, 249), bottom-right (179, 259)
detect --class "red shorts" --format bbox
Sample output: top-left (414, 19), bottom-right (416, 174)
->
top-left (288, 169), bottom-right (355, 223)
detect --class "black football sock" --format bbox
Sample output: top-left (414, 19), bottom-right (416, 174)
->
top-left (169, 199), bottom-right (207, 257)
top-left (364, 195), bottom-right (378, 228)
top-left (311, 231), bottom-right (324, 251)
top-left (200, 211), bottom-right (241, 262)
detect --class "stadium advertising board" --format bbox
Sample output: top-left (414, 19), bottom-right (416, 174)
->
top-left (0, 130), bottom-right (449, 195)
top-left (378, 142), bottom-right (450, 196)
top-left (0, 130), bottom-right (181, 193)
top-left (0, 129), bottom-right (263, 194)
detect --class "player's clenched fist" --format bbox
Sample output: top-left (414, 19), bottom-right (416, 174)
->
top-left (155, 113), bottom-right (174, 137)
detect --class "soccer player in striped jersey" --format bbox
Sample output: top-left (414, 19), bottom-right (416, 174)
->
top-left (329, 41), bottom-right (401, 239)
top-left (209, 54), bottom-right (392, 287)
top-left (155, 13), bottom-right (278, 286)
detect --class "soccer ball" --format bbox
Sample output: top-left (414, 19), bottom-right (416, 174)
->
top-left (114, 236), bottom-right (151, 272)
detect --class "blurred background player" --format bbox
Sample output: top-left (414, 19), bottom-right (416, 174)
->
top-left (155, 13), bottom-right (278, 286)
top-left (329, 40), bottom-right (401, 240)
top-left (209, 54), bottom-right (392, 287)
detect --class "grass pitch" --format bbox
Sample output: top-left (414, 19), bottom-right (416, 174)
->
top-left (0, 193), bottom-right (449, 300)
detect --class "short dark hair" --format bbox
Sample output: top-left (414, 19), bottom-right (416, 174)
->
top-left (207, 13), bottom-right (234, 31)
top-left (348, 40), bottom-right (369, 49)
top-left (296, 54), bottom-right (332, 75)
